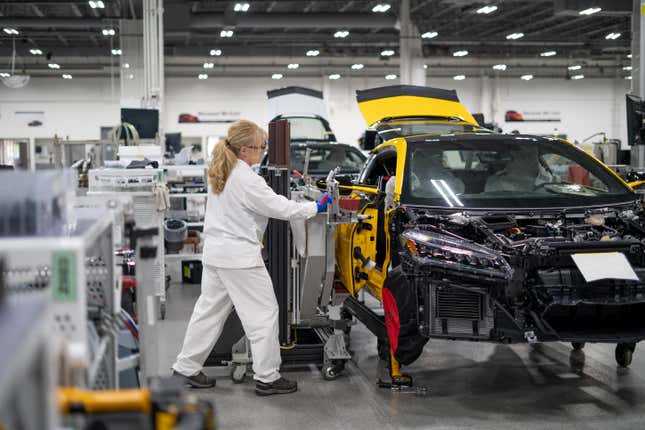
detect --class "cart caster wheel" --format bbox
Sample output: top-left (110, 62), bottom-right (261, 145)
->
top-left (616, 343), bottom-right (635, 368)
top-left (160, 303), bottom-right (166, 320)
top-left (572, 342), bottom-right (585, 351)
top-left (322, 361), bottom-right (345, 381)
top-left (230, 365), bottom-right (247, 384)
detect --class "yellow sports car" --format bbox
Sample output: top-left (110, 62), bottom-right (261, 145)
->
top-left (336, 85), bottom-right (645, 388)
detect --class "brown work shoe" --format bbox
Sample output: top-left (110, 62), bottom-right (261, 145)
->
top-left (172, 370), bottom-right (216, 389)
top-left (255, 377), bottom-right (298, 396)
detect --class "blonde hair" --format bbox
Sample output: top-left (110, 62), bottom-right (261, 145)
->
top-left (208, 119), bottom-right (265, 194)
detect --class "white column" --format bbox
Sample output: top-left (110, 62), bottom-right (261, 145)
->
top-left (399, 0), bottom-right (426, 86)
top-left (480, 75), bottom-right (492, 123)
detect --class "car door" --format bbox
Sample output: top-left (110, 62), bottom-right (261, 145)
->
top-left (335, 146), bottom-right (398, 300)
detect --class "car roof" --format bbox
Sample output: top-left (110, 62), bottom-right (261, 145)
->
top-left (290, 141), bottom-right (363, 151)
top-left (404, 132), bottom-right (559, 145)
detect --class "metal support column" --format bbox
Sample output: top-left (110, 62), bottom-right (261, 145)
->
top-left (399, 0), bottom-right (426, 86)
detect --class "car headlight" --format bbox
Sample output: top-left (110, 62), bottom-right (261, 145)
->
top-left (401, 229), bottom-right (512, 279)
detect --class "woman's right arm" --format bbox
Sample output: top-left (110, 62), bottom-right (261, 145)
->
top-left (243, 174), bottom-right (317, 221)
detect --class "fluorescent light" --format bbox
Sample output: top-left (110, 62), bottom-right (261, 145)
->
top-left (372, 4), bottom-right (391, 13)
top-left (626, 76), bottom-right (633, 80)
top-left (351, 63), bottom-right (364, 70)
top-left (127, 74), bottom-right (134, 79)
top-left (220, 30), bottom-right (234, 38)
top-left (385, 74), bottom-right (397, 80)
top-left (579, 7), bottom-right (601, 15)
top-left (272, 73), bottom-right (283, 80)
top-left (234, 3), bottom-right (250, 12)
top-left (198, 74), bottom-right (208, 80)
top-left (453, 75), bottom-right (466, 80)
top-left (111, 49), bottom-right (122, 55)
top-left (123, 63), bottom-right (130, 69)
top-left (334, 30), bottom-right (349, 38)
top-left (506, 32), bottom-right (524, 40)
top-left (421, 31), bottom-right (438, 39)
top-left (623, 66), bottom-right (633, 71)
top-left (453, 50), bottom-right (469, 57)
top-left (492, 64), bottom-right (507, 71)
top-left (540, 50), bottom-right (557, 57)
top-left (3, 28), bottom-right (19, 35)
top-left (329, 74), bottom-right (341, 80)
top-left (89, 1), bottom-right (105, 8)
top-left (102, 28), bottom-right (115, 36)
top-left (62, 74), bottom-right (73, 79)
top-left (521, 74), bottom-right (534, 81)
top-left (571, 74), bottom-right (584, 80)
top-left (605, 32), bottom-right (621, 40)
top-left (306, 49), bottom-right (320, 57)
top-left (627, 54), bottom-right (632, 59)
top-left (568, 65), bottom-right (582, 71)
top-left (380, 49), bottom-right (395, 57)
top-left (423, 64), bottom-right (428, 69)
top-left (0, 73), bottom-right (10, 78)
top-left (287, 63), bottom-right (299, 69)
top-left (29, 49), bottom-right (42, 55)
top-left (203, 62), bottom-right (214, 69)
top-left (210, 49), bottom-right (222, 56)
top-left (48, 63), bottom-right (60, 69)
top-left (476, 5), bottom-right (498, 14)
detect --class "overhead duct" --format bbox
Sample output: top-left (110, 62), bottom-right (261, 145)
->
top-left (189, 13), bottom-right (397, 29)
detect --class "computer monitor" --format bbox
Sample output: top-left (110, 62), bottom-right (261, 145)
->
top-left (165, 133), bottom-right (182, 155)
top-left (626, 94), bottom-right (645, 146)
top-left (121, 108), bottom-right (159, 139)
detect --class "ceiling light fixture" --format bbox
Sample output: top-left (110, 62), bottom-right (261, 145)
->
top-left (272, 73), bottom-right (283, 80)
top-left (123, 63), bottom-right (130, 69)
top-left (220, 30), bottom-right (234, 38)
top-left (506, 32), bottom-right (524, 40)
top-left (198, 74), bottom-right (208, 80)
top-left (476, 5), bottom-right (498, 14)
top-left (111, 49), bottom-right (122, 55)
top-left (421, 31), bottom-right (438, 39)
top-left (423, 64), bottom-right (428, 69)
top-left (372, 4), bottom-right (391, 13)
top-left (453, 50), bottom-right (469, 57)
top-left (234, 3), bottom-right (250, 12)
top-left (521, 74), bottom-right (534, 81)
top-left (334, 30), bottom-right (349, 38)
top-left (623, 66), bottom-right (633, 71)
top-left (3, 28), bottom-right (19, 35)
top-left (210, 49), bottom-right (222, 56)
top-left (29, 49), bottom-right (42, 55)
top-left (0, 73), bottom-right (10, 78)
top-left (453, 75), bottom-right (466, 80)
top-left (571, 74), bottom-right (584, 80)
top-left (568, 65), bottom-right (582, 71)
top-left (627, 54), bottom-right (632, 59)
top-left (626, 76), bottom-right (633, 80)
top-left (385, 74), bottom-right (397, 80)
top-left (101, 28), bottom-right (115, 36)
top-left (380, 49), bottom-right (395, 57)
top-left (287, 63), bottom-right (299, 69)
top-left (306, 49), bottom-right (320, 57)
top-left (88, 1), bottom-right (105, 9)
top-left (492, 64), bottom-right (507, 71)
top-left (203, 62), bottom-right (214, 69)
top-left (62, 74), bottom-right (73, 79)
top-left (540, 50), bottom-right (557, 57)
top-left (579, 7), bottom-right (601, 15)
top-left (605, 32), bottom-right (621, 40)
top-left (351, 63), bottom-right (364, 70)
top-left (48, 63), bottom-right (60, 69)
top-left (329, 74), bottom-right (341, 80)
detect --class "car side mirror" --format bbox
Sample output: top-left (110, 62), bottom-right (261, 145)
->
top-left (361, 130), bottom-right (377, 151)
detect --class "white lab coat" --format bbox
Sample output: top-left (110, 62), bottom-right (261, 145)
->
top-left (173, 159), bottom-right (317, 382)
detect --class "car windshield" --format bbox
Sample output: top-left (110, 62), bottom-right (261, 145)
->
top-left (402, 137), bottom-right (636, 209)
top-left (376, 118), bottom-right (487, 141)
top-left (288, 117), bottom-right (333, 141)
top-left (291, 146), bottom-right (366, 174)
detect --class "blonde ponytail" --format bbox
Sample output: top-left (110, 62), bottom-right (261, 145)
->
top-left (208, 119), bottom-right (265, 194)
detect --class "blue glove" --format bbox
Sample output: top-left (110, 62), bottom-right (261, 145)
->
top-left (316, 192), bottom-right (331, 213)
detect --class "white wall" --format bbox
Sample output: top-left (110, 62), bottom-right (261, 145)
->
top-left (0, 75), bottom-right (631, 147)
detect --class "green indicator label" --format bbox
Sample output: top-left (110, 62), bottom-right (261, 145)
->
top-left (52, 251), bottom-right (77, 303)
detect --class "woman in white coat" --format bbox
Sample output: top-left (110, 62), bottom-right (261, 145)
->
top-left (172, 120), bottom-right (329, 396)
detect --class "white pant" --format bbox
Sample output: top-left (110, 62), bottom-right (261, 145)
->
top-left (172, 264), bottom-right (281, 383)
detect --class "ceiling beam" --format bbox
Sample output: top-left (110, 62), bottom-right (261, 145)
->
top-left (189, 13), bottom-right (397, 29)
top-left (70, 3), bottom-right (83, 17)
top-left (30, 4), bottom-right (45, 17)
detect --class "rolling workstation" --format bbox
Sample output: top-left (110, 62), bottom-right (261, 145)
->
top-left (5, 1), bottom-right (645, 429)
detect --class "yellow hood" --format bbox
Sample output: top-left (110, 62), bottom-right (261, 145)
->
top-left (356, 85), bottom-right (477, 126)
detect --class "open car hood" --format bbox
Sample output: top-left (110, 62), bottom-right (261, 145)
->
top-left (267, 86), bottom-right (328, 119)
top-left (355, 85), bottom-right (477, 126)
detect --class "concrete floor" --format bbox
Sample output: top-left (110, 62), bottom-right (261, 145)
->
top-left (157, 284), bottom-right (645, 430)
